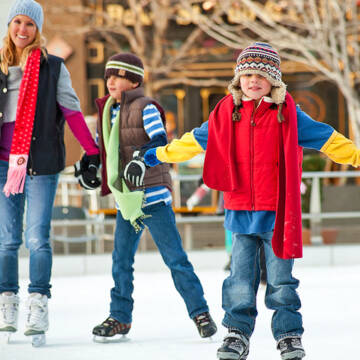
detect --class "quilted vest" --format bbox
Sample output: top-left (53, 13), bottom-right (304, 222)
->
top-left (96, 88), bottom-right (172, 196)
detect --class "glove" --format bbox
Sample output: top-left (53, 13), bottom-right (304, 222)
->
top-left (124, 150), bottom-right (147, 187)
top-left (74, 153), bottom-right (101, 190)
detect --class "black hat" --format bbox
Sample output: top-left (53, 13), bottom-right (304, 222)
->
top-left (105, 53), bottom-right (144, 85)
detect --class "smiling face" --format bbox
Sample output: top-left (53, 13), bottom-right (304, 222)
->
top-left (106, 75), bottom-right (139, 102)
top-left (240, 74), bottom-right (272, 103)
top-left (9, 15), bottom-right (37, 53)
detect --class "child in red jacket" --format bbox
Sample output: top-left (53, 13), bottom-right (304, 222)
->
top-left (126, 42), bottom-right (360, 360)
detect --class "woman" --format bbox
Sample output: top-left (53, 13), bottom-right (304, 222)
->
top-left (0, 0), bottom-right (99, 346)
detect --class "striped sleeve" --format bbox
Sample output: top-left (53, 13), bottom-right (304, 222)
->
top-left (143, 104), bottom-right (166, 139)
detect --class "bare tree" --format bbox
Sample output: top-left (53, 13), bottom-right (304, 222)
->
top-left (43, 0), bottom-right (231, 96)
top-left (189, 0), bottom-right (360, 144)
top-left (44, 0), bottom-right (359, 142)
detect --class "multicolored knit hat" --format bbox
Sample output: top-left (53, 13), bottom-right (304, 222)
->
top-left (105, 53), bottom-right (144, 85)
top-left (228, 42), bottom-right (286, 105)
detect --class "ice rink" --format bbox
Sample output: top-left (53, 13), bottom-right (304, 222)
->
top-left (1, 249), bottom-right (359, 360)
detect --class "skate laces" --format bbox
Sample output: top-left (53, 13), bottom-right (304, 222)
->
top-left (26, 295), bottom-right (47, 326)
top-left (95, 317), bottom-right (131, 335)
top-left (102, 317), bottom-right (117, 327)
top-left (102, 317), bottom-right (130, 330)
top-left (0, 294), bottom-right (19, 324)
top-left (277, 336), bottom-right (304, 354)
top-left (223, 331), bottom-right (249, 352)
top-left (193, 312), bottom-right (211, 327)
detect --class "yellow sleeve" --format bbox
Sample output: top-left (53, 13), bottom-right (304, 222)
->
top-left (320, 130), bottom-right (360, 167)
top-left (156, 131), bottom-right (204, 163)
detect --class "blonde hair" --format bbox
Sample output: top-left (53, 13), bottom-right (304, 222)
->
top-left (0, 28), bottom-right (47, 74)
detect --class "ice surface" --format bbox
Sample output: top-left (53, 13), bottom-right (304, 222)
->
top-left (1, 254), bottom-right (359, 360)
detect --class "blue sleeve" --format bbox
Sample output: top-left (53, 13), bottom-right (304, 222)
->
top-left (193, 121), bottom-right (209, 151)
top-left (140, 104), bottom-right (168, 154)
top-left (144, 148), bottom-right (161, 167)
top-left (143, 104), bottom-right (167, 138)
top-left (297, 106), bottom-right (335, 150)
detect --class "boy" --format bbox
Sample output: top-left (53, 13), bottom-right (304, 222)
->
top-left (91, 53), bottom-right (217, 342)
top-left (127, 43), bottom-right (360, 359)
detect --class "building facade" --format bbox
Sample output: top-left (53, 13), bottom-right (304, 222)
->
top-left (38, 0), bottom-right (348, 166)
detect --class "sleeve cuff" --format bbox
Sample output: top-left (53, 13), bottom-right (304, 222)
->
top-left (144, 148), bottom-right (162, 167)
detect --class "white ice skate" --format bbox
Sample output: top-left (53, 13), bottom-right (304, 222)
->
top-left (24, 293), bottom-right (48, 347)
top-left (0, 292), bottom-right (19, 344)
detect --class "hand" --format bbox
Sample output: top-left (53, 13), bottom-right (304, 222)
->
top-left (74, 153), bottom-right (101, 190)
top-left (124, 151), bottom-right (147, 187)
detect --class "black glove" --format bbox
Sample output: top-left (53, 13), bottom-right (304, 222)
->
top-left (74, 154), bottom-right (101, 190)
top-left (124, 150), bottom-right (148, 187)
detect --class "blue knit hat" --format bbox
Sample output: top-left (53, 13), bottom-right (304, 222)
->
top-left (7, 0), bottom-right (44, 33)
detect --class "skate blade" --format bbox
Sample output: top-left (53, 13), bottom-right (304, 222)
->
top-left (24, 330), bottom-right (46, 347)
top-left (217, 351), bottom-right (243, 360)
top-left (282, 351), bottom-right (305, 360)
top-left (93, 334), bottom-right (129, 344)
top-left (0, 332), bottom-right (13, 344)
top-left (31, 334), bottom-right (46, 347)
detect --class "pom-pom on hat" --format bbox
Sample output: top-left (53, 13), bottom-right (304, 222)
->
top-left (105, 53), bottom-right (144, 85)
top-left (228, 42), bottom-right (286, 105)
top-left (7, 0), bottom-right (44, 32)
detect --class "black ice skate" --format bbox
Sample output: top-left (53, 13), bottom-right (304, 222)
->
top-left (193, 312), bottom-right (217, 338)
top-left (92, 317), bottom-right (131, 343)
top-left (277, 336), bottom-right (305, 360)
top-left (217, 330), bottom-right (250, 360)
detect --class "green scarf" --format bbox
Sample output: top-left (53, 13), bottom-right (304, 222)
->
top-left (102, 96), bottom-right (149, 232)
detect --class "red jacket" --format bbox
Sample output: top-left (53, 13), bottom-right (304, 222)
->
top-left (203, 93), bottom-right (303, 259)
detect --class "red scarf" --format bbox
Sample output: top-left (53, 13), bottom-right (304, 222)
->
top-left (3, 48), bottom-right (41, 197)
top-left (203, 93), bottom-right (303, 259)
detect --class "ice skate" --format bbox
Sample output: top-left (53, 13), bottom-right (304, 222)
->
top-left (24, 293), bottom-right (48, 347)
top-left (0, 292), bottom-right (19, 344)
top-left (92, 317), bottom-right (131, 343)
top-left (193, 311), bottom-right (217, 338)
top-left (217, 330), bottom-right (250, 360)
top-left (277, 336), bottom-right (305, 360)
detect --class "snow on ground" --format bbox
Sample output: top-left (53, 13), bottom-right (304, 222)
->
top-left (1, 258), bottom-right (359, 360)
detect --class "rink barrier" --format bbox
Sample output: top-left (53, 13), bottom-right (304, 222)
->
top-left (17, 244), bottom-right (360, 278)
top-left (48, 170), bottom-right (360, 252)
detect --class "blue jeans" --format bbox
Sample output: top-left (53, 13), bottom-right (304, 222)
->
top-left (222, 231), bottom-right (303, 341)
top-left (0, 160), bottom-right (59, 298)
top-left (110, 202), bottom-right (209, 323)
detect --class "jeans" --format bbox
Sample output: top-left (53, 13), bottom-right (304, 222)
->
top-left (110, 202), bottom-right (209, 323)
top-left (0, 160), bottom-right (59, 298)
top-left (222, 231), bottom-right (303, 341)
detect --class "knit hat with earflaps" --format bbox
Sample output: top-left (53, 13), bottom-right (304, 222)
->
top-left (7, 0), bottom-right (44, 32)
top-left (104, 53), bottom-right (144, 85)
top-left (228, 42), bottom-right (286, 107)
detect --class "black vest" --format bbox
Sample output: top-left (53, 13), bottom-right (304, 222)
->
top-left (0, 54), bottom-right (65, 175)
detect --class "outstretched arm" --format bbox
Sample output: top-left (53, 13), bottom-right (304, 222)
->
top-left (144, 121), bottom-right (208, 167)
top-left (321, 131), bottom-right (360, 166)
top-left (297, 106), bottom-right (360, 167)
